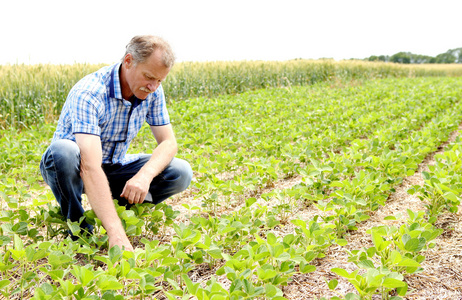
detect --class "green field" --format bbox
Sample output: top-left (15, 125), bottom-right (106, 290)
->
top-left (1, 62), bottom-right (462, 299)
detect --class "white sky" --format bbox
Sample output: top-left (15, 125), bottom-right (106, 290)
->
top-left (1, 0), bottom-right (461, 65)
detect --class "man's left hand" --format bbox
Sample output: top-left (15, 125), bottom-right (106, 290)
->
top-left (120, 174), bottom-right (151, 204)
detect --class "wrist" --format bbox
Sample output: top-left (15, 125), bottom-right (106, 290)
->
top-left (136, 169), bottom-right (155, 184)
top-left (105, 221), bottom-right (125, 237)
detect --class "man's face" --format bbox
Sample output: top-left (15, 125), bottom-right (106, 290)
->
top-left (123, 49), bottom-right (170, 100)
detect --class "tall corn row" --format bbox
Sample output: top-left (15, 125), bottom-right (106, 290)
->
top-left (1, 60), bottom-right (462, 130)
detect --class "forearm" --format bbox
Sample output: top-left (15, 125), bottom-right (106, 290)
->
top-left (137, 139), bottom-right (178, 181)
top-left (75, 133), bottom-right (133, 251)
top-left (81, 166), bottom-right (125, 236)
top-left (120, 124), bottom-right (178, 204)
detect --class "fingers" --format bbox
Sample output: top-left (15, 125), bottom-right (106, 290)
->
top-left (120, 182), bottom-right (147, 204)
top-left (109, 242), bottom-right (134, 252)
top-left (108, 234), bottom-right (134, 252)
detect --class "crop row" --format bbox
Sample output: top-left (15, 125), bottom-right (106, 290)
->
top-left (147, 77), bottom-right (462, 207)
top-left (325, 135), bottom-right (462, 299)
top-left (1, 77), bottom-right (461, 299)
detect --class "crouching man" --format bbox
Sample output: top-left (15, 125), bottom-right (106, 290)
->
top-left (40, 35), bottom-right (193, 251)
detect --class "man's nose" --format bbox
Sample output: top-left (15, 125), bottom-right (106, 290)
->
top-left (147, 82), bottom-right (160, 92)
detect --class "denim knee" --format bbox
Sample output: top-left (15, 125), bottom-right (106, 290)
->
top-left (40, 139), bottom-right (88, 230)
top-left (50, 139), bottom-right (81, 170)
top-left (169, 158), bottom-right (193, 193)
top-left (41, 139), bottom-right (81, 182)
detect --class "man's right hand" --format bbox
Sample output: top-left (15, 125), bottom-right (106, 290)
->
top-left (108, 232), bottom-right (134, 252)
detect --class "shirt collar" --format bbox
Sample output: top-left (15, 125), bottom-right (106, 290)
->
top-left (109, 63), bottom-right (144, 108)
top-left (109, 63), bottom-right (123, 100)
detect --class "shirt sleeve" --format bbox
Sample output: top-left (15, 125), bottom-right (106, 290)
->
top-left (146, 84), bottom-right (170, 126)
top-left (68, 89), bottom-right (102, 136)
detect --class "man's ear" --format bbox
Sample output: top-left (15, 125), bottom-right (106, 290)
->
top-left (123, 54), bottom-right (133, 68)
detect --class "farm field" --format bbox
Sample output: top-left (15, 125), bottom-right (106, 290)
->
top-left (1, 74), bottom-right (462, 299)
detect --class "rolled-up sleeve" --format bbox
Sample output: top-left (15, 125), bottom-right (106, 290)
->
top-left (69, 90), bottom-right (102, 136)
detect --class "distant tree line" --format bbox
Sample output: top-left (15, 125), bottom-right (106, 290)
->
top-left (365, 47), bottom-right (462, 64)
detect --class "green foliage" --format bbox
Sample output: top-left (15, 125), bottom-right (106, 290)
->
top-left (366, 47), bottom-right (462, 64)
top-left (330, 209), bottom-right (443, 299)
top-left (408, 139), bottom-right (462, 220)
top-left (1, 76), bottom-right (462, 298)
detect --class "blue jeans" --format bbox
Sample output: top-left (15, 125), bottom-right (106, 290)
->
top-left (39, 139), bottom-right (193, 231)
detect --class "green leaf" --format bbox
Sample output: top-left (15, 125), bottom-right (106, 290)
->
top-left (245, 197), bottom-right (257, 207)
top-left (264, 283), bottom-right (279, 297)
top-left (396, 281), bottom-right (408, 296)
top-left (327, 279), bottom-right (338, 290)
top-left (0, 280), bottom-right (9, 290)
top-left (13, 234), bottom-right (24, 251)
top-left (357, 259), bottom-right (375, 269)
top-left (108, 245), bottom-right (123, 264)
top-left (366, 247), bottom-right (376, 258)
top-left (443, 192), bottom-right (459, 202)
top-left (275, 252), bottom-right (291, 261)
top-left (310, 158), bottom-right (320, 169)
top-left (406, 169), bottom-right (415, 176)
top-left (229, 279), bottom-right (242, 293)
top-left (126, 269), bottom-right (142, 280)
top-left (389, 250), bottom-right (402, 265)
top-left (336, 239), bottom-right (348, 246)
top-left (216, 266), bottom-right (226, 276)
top-left (382, 278), bottom-right (406, 288)
top-left (207, 248), bottom-right (223, 259)
top-left (242, 279), bottom-right (253, 294)
top-left (290, 219), bottom-right (306, 228)
top-left (97, 276), bottom-right (124, 291)
top-left (39, 282), bottom-right (55, 295)
top-left (59, 280), bottom-right (78, 296)
top-left (404, 237), bottom-right (426, 252)
top-left (182, 274), bottom-right (199, 295)
top-left (330, 181), bottom-right (344, 188)
top-left (320, 165), bottom-right (333, 172)
top-left (304, 251), bottom-right (317, 262)
top-left (371, 231), bottom-right (384, 250)
top-left (162, 257), bottom-right (179, 265)
top-left (267, 232), bottom-right (277, 245)
top-left (175, 250), bottom-right (190, 260)
top-left (0, 236), bottom-right (11, 247)
top-left (345, 293), bottom-right (361, 300)
top-left (396, 258), bottom-right (421, 267)
top-left (283, 234), bottom-right (295, 245)
top-left (44, 269), bottom-right (65, 281)
top-left (257, 268), bottom-right (278, 280)
top-left (331, 268), bottom-right (352, 279)
top-left (72, 265), bottom-right (96, 287)
top-left (299, 262), bottom-right (316, 274)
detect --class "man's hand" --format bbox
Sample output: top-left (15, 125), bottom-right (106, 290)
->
top-left (120, 173), bottom-right (151, 204)
top-left (108, 231), bottom-right (134, 252)
top-left (119, 124), bottom-right (178, 205)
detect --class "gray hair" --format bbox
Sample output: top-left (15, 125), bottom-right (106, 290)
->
top-left (123, 35), bottom-right (175, 68)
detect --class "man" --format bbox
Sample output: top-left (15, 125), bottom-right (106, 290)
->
top-left (40, 35), bottom-right (193, 251)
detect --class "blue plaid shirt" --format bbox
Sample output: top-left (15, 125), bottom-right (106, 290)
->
top-left (53, 63), bottom-right (170, 165)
